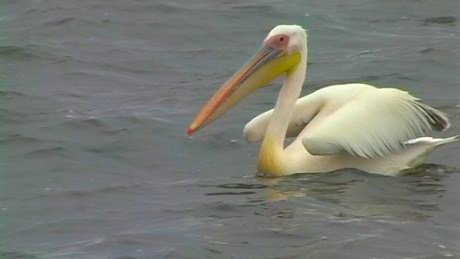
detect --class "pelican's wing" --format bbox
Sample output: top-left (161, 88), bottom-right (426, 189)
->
top-left (302, 88), bottom-right (450, 158)
top-left (244, 93), bottom-right (323, 143)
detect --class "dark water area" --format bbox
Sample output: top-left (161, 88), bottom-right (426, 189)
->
top-left (1, 0), bottom-right (460, 258)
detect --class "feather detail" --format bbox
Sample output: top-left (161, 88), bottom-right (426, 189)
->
top-left (301, 87), bottom-right (450, 158)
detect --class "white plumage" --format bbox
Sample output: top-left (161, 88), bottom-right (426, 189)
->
top-left (189, 25), bottom-right (459, 176)
top-left (245, 83), bottom-right (450, 159)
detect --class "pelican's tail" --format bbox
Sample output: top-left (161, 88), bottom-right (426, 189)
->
top-left (401, 135), bottom-right (460, 169)
top-left (404, 135), bottom-right (460, 147)
top-left (436, 135), bottom-right (460, 145)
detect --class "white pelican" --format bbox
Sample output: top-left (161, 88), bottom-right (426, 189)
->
top-left (187, 25), bottom-right (459, 176)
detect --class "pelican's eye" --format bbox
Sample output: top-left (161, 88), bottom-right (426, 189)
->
top-left (265, 34), bottom-right (290, 50)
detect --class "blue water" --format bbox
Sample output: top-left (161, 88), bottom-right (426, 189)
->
top-left (1, 0), bottom-right (459, 258)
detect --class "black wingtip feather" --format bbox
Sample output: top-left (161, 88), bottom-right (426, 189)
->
top-left (414, 102), bottom-right (450, 131)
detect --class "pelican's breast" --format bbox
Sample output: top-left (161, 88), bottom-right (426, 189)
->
top-left (257, 136), bottom-right (284, 176)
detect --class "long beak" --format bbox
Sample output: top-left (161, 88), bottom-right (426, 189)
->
top-left (187, 45), bottom-right (300, 136)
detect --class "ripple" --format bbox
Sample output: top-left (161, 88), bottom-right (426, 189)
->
top-left (22, 146), bottom-right (67, 159)
top-left (0, 133), bottom-right (44, 145)
top-left (61, 118), bottom-right (115, 133)
top-left (0, 108), bottom-right (32, 124)
top-left (0, 90), bottom-right (26, 100)
top-left (0, 45), bottom-right (63, 62)
top-left (45, 17), bottom-right (76, 26)
top-left (40, 184), bottom-right (138, 199)
top-left (215, 183), bottom-right (267, 189)
top-left (205, 191), bottom-right (257, 196)
top-left (0, 250), bottom-right (38, 259)
top-left (424, 16), bottom-right (457, 24)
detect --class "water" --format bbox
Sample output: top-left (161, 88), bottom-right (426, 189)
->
top-left (1, 0), bottom-right (459, 258)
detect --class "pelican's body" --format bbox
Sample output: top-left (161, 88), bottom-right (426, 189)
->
top-left (188, 25), bottom-right (458, 177)
top-left (248, 83), bottom-right (457, 176)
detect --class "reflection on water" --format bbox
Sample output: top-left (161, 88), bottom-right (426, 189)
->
top-left (206, 164), bottom-right (455, 221)
top-left (193, 165), bottom-right (458, 258)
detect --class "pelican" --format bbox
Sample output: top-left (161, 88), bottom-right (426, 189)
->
top-left (187, 25), bottom-right (459, 176)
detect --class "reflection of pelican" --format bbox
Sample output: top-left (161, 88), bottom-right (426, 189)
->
top-left (187, 25), bottom-right (459, 176)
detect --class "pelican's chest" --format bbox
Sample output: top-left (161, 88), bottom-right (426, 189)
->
top-left (257, 137), bottom-right (283, 176)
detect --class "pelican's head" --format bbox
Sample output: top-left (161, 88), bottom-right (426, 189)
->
top-left (187, 25), bottom-right (307, 136)
top-left (264, 25), bottom-right (307, 54)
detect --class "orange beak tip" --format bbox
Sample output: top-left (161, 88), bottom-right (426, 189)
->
top-left (187, 127), bottom-right (195, 137)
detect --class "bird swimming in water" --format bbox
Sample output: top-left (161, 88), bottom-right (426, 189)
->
top-left (187, 24), bottom-right (459, 177)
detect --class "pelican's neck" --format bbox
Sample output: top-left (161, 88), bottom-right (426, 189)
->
top-left (257, 47), bottom-right (307, 175)
top-left (265, 48), bottom-right (307, 148)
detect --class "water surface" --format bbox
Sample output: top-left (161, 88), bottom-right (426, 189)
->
top-left (1, 0), bottom-right (460, 258)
